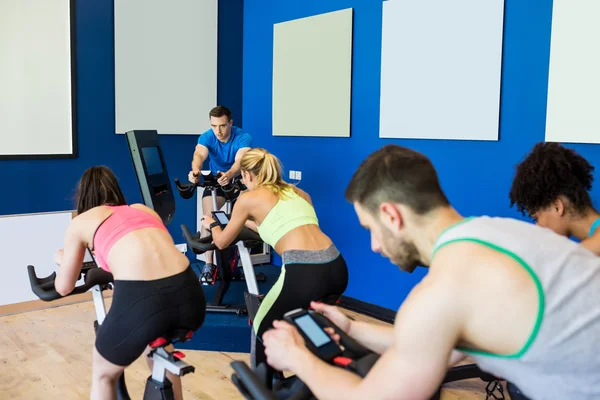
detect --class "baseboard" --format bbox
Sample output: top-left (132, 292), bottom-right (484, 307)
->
top-left (0, 291), bottom-right (113, 317)
top-left (338, 296), bottom-right (396, 324)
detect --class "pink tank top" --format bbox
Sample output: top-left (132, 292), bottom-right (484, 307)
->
top-left (92, 205), bottom-right (169, 272)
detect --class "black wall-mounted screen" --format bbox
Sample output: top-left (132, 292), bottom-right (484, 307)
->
top-left (142, 146), bottom-right (163, 175)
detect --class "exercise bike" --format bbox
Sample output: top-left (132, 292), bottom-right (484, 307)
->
top-left (26, 255), bottom-right (197, 400)
top-left (230, 308), bottom-right (506, 400)
top-left (175, 171), bottom-right (266, 316)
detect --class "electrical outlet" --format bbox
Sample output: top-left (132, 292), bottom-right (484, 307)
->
top-left (289, 170), bottom-right (295, 180)
top-left (175, 243), bottom-right (187, 253)
top-left (296, 171), bottom-right (302, 180)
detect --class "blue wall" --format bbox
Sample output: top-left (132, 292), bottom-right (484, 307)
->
top-left (242, 0), bottom-right (600, 310)
top-left (0, 0), bottom-right (244, 259)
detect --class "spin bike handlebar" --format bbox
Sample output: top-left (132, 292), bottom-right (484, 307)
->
top-left (181, 224), bottom-right (263, 254)
top-left (230, 310), bottom-right (379, 400)
top-left (174, 172), bottom-right (246, 200)
top-left (27, 264), bottom-right (114, 302)
top-left (231, 311), bottom-right (498, 400)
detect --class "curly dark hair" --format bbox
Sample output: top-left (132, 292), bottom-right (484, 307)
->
top-left (509, 142), bottom-right (595, 217)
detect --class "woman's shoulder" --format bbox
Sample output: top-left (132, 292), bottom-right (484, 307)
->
top-left (70, 206), bottom-right (114, 236)
top-left (129, 203), bottom-right (163, 221)
top-left (237, 187), bottom-right (279, 210)
top-left (74, 205), bottom-right (112, 220)
top-left (239, 188), bottom-right (271, 204)
top-left (289, 186), bottom-right (312, 205)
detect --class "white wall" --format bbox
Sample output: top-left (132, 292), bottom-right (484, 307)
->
top-left (114, 0), bottom-right (218, 135)
top-left (545, 0), bottom-right (600, 144)
top-left (272, 9), bottom-right (353, 137)
top-left (379, 0), bottom-right (504, 141)
top-left (0, 211), bottom-right (73, 306)
top-left (0, 0), bottom-right (74, 157)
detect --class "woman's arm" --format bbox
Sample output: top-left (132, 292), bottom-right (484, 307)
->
top-left (245, 220), bottom-right (259, 232)
top-left (203, 193), bottom-right (252, 250)
top-left (55, 218), bottom-right (87, 296)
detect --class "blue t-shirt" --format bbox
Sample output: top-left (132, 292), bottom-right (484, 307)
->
top-left (197, 126), bottom-right (252, 176)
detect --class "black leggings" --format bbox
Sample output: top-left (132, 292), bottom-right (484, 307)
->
top-left (95, 265), bottom-right (206, 366)
top-left (252, 245), bottom-right (348, 365)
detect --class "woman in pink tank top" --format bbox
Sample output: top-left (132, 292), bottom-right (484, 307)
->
top-left (52, 166), bottom-right (206, 400)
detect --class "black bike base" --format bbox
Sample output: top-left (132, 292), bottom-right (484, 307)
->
top-left (234, 271), bottom-right (266, 283)
top-left (211, 272), bottom-right (266, 283)
top-left (206, 304), bottom-right (248, 316)
top-left (143, 376), bottom-right (174, 400)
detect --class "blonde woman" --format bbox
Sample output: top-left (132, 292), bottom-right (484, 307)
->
top-left (201, 148), bottom-right (348, 366)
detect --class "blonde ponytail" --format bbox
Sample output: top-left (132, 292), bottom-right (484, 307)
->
top-left (240, 148), bottom-right (295, 198)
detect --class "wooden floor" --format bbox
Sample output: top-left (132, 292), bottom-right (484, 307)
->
top-left (0, 298), bottom-right (507, 399)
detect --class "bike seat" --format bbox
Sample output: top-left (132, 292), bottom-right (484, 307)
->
top-left (149, 329), bottom-right (194, 349)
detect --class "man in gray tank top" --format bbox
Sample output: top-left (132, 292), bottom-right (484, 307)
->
top-left (260, 144), bottom-right (600, 400)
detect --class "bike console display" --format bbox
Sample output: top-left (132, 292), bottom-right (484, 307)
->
top-left (284, 308), bottom-right (343, 362)
top-left (126, 130), bottom-right (175, 225)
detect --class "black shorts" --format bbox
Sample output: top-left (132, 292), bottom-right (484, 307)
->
top-left (253, 245), bottom-right (349, 340)
top-left (95, 265), bottom-right (206, 366)
top-left (201, 186), bottom-right (242, 198)
top-left (202, 186), bottom-right (226, 199)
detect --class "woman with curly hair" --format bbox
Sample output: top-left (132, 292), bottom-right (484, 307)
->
top-left (509, 141), bottom-right (600, 254)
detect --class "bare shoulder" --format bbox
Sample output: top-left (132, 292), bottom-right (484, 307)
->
top-left (73, 205), bottom-right (110, 223)
top-left (70, 206), bottom-right (112, 238)
top-left (431, 235), bottom-right (541, 355)
top-left (291, 186), bottom-right (312, 204)
top-left (130, 203), bottom-right (163, 222)
top-left (431, 239), bottom-right (522, 275)
top-left (430, 239), bottom-right (539, 312)
top-left (239, 188), bottom-right (274, 208)
top-left (581, 233), bottom-right (600, 256)
top-left (393, 272), bottom-right (466, 338)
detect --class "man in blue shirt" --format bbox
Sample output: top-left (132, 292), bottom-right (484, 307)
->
top-left (188, 105), bottom-right (252, 283)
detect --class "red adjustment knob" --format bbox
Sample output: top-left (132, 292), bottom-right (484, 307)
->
top-left (173, 351), bottom-right (186, 359)
top-left (333, 356), bottom-right (353, 367)
top-left (185, 331), bottom-right (193, 340)
top-left (149, 337), bottom-right (168, 348)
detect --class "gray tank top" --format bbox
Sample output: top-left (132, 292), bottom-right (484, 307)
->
top-left (432, 216), bottom-right (600, 400)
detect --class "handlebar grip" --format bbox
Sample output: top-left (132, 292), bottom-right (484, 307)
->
top-left (174, 178), bottom-right (197, 200)
top-left (27, 264), bottom-right (114, 302)
top-left (28, 265), bottom-right (61, 301)
top-left (230, 361), bottom-right (277, 400)
top-left (181, 224), bottom-right (217, 254)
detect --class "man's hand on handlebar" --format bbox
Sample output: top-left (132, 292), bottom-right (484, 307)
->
top-left (217, 170), bottom-right (231, 187)
top-left (262, 319), bottom-right (311, 373)
top-left (188, 170), bottom-right (200, 184)
top-left (310, 301), bottom-right (352, 335)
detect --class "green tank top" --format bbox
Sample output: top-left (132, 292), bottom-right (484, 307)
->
top-left (432, 216), bottom-right (600, 399)
top-left (257, 188), bottom-right (319, 248)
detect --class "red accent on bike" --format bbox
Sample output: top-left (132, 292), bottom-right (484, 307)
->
top-left (333, 356), bottom-right (353, 367)
top-left (149, 337), bottom-right (167, 348)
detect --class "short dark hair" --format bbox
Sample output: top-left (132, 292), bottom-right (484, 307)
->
top-left (209, 105), bottom-right (232, 121)
top-left (509, 142), bottom-right (595, 217)
top-left (345, 144), bottom-right (450, 215)
top-left (75, 166), bottom-right (127, 215)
